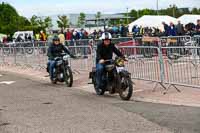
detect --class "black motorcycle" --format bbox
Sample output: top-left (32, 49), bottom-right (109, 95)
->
top-left (47, 53), bottom-right (73, 87)
top-left (90, 57), bottom-right (133, 100)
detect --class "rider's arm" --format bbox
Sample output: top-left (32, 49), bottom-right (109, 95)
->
top-left (113, 44), bottom-right (124, 58)
top-left (96, 45), bottom-right (102, 63)
top-left (47, 46), bottom-right (54, 60)
top-left (62, 45), bottom-right (76, 58)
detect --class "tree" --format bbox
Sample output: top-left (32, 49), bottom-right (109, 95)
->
top-left (30, 15), bottom-right (40, 27)
top-left (77, 12), bottom-right (86, 28)
top-left (57, 15), bottom-right (69, 30)
top-left (0, 2), bottom-right (31, 34)
top-left (44, 16), bottom-right (53, 30)
top-left (191, 8), bottom-right (199, 14)
top-left (129, 9), bottom-right (138, 18)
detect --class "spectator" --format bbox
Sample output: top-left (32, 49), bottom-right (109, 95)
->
top-left (168, 22), bottom-right (176, 36)
top-left (72, 30), bottom-right (80, 40)
top-left (2, 36), bottom-right (7, 43)
top-left (162, 22), bottom-right (169, 36)
top-left (176, 21), bottom-right (185, 36)
top-left (65, 29), bottom-right (72, 40)
top-left (35, 33), bottom-right (40, 41)
top-left (58, 31), bottom-right (65, 45)
top-left (7, 34), bottom-right (13, 42)
top-left (196, 19), bottom-right (200, 35)
top-left (40, 30), bottom-right (47, 41)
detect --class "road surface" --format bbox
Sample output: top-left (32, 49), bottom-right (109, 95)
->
top-left (0, 71), bottom-right (200, 133)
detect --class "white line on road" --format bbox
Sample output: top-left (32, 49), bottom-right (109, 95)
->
top-left (0, 81), bottom-right (16, 85)
top-left (0, 74), bottom-right (2, 77)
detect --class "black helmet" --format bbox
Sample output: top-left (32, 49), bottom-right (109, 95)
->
top-left (52, 35), bottom-right (60, 42)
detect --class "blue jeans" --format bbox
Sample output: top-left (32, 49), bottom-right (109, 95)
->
top-left (48, 60), bottom-right (56, 80)
top-left (96, 63), bottom-right (105, 89)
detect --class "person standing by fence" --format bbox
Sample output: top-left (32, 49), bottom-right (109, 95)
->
top-left (176, 21), bottom-right (185, 36)
top-left (162, 22), bottom-right (169, 36)
top-left (168, 22), bottom-right (177, 36)
top-left (196, 20), bottom-right (200, 35)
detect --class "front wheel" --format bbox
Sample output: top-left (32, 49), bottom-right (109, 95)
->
top-left (64, 66), bottom-right (73, 87)
top-left (119, 76), bottom-right (133, 101)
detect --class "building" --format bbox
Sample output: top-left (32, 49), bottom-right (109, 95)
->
top-left (47, 13), bottom-right (128, 29)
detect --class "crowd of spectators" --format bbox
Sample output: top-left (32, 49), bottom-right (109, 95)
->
top-left (131, 19), bottom-right (200, 37)
top-left (1, 19), bottom-right (200, 44)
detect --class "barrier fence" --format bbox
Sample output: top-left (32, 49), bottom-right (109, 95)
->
top-left (1, 36), bottom-right (200, 90)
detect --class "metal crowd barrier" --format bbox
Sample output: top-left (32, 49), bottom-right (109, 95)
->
top-left (161, 46), bottom-right (200, 88)
top-left (2, 36), bottom-right (200, 91)
top-left (118, 46), bottom-right (162, 83)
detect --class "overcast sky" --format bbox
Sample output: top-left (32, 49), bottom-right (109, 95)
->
top-left (2, 0), bottom-right (200, 17)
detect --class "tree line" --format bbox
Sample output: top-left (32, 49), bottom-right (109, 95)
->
top-left (129, 5), bottom-right (200, 19)
top-left (0, 2), bottom-right (200, 35)
top-left (0, 2), bottom-right (87, 35)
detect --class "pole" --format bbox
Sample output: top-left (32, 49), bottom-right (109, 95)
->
top-left (126, 7), bottom-right (129, 24)
top-left (173, 5), bottom-right (175, 17)
top-left (157, 0), bottom-right (159, 15)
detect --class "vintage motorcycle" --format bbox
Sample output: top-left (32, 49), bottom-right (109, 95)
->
top-left (90, 57), bottom-right (133, 100)
top-left (47, 53), bottom-right (73, 87)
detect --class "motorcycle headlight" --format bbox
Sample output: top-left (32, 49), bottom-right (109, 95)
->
top-left (116, 58), bottom-right (125, 67)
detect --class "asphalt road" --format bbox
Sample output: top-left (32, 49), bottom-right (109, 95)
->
top-left (0, 71), bottom-right (200, 133)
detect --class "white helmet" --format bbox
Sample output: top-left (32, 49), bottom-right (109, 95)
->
top-left (100, 32), bottom-right (112, 40)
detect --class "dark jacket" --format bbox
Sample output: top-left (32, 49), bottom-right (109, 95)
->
top-left (163, 24), bottom-right (169, 36)
top-left (96, 43), bottom-right (124, 63)
top-left (176, 23), bottom-right (185, 35)
top-left (168, 25), bottom-right (177, 36)
top-left (47, 43), bottom-right (74, 60)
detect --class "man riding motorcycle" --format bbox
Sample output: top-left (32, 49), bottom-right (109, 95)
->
top-left (47, 35), bottom-right (75, 82)
top-left (95, 32), bottom-right (125, 93)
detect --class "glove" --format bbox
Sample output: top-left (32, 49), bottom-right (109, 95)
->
top-left (121, 56), bottom-right (128, 61)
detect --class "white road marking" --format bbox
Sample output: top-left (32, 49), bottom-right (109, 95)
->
top-left (133, 89), bottom-right (145, 93)
top-left (0, 74), bottom-right (2, 77)
top-left (0, 81), bottom-right (16, 85)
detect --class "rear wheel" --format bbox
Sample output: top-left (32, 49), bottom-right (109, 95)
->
top-left (119, 76), bottom-right (133, 101)
top-left (64, 66), bottom-right (73, 87)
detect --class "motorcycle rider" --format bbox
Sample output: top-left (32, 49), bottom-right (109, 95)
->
top-left (47, 35), bottom-right (75, 82)
top-left (95, 32), bottom-right (125, 93)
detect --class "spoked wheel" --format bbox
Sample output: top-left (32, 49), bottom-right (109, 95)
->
top-left (119, 76), bottom-right (133, 101)
top-left (3, 48), bottom-right (10, 55)
top-left (92, 73), bottom-right (105, 95)
top-left (25, 48), bottom-right (34, 54)
top-left (64, 66), bottom-right (73, 87)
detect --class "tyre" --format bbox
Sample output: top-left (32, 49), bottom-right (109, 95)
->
top-left (64, 66), bottom-right (73, 87)
top-left (119, 76), bottom-right (133, 101)
top-left (25, 48), bottom-right (34, 54)
top-left (3, 48), bottom-right (10, 55)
